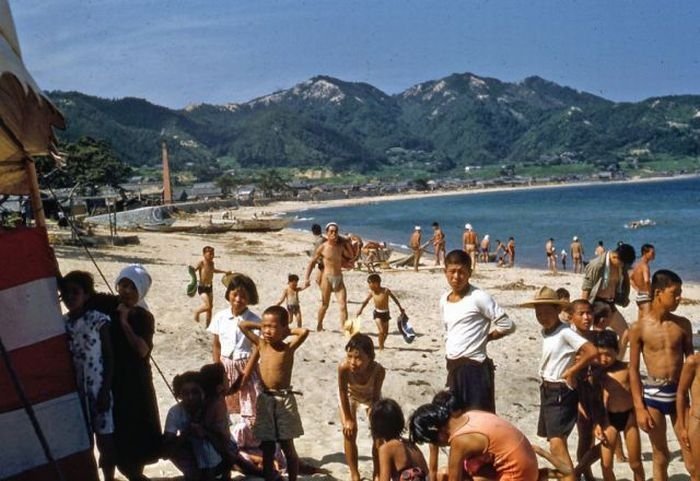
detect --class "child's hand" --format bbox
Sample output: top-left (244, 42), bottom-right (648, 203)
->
top-left (680, 428), bottom-right (691, 448)
top-left (342, 419), bottom-right (357, 437)
top-left (593, 424), bottom-right (606, 444)
top-left (635, 407), bottom-right (655, 432)
top-left (96, 387), bottom-right (110, 413)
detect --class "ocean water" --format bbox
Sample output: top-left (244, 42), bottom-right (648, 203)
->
top-left (292, 176), bottom-right (700, 282)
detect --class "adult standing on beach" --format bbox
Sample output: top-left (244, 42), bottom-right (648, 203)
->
top-left (462, 223), bottom-right (478, 268)
top-left (630, 243), bottom-right (655, 319)
top-left (440, 249), bottom-right (516, 412)
top-left (310, 224), bottom-right (326, 286)
top-left (431, 222), bottom-right (446, 266)
top-left (409, 226), bottom-right (422, 272)
top-left (305, 222), bottom-right (354, 331)
top-left (570, 236), bottom-right (584, 273)
top-left (506, 236), bottom-right (516, 266)
top-left (545, 238), bottom-right (557, 273)
top-left (595, 241), bottom-right (605, 257)
top-left (479, 234), bottom-right (490, 263)
top-left (581, 243), bottom-right (636, 358)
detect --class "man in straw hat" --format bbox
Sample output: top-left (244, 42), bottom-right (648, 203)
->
top-left (521, 287), bottom-right (598, 481)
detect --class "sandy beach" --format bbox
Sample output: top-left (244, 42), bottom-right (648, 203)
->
top-left (53, 198), bottom-right (700, 481)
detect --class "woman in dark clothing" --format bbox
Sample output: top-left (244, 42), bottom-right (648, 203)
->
top-left (92, 264), bottom-right (161, 481)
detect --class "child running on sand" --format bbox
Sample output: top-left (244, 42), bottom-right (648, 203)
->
top-left (59, 271), bottom-right (116, 481)
top-left (276, 274), bottom-right (307, 327)
top-left (192, 246), bottom-right (232, 327)
top-left (629, 269), bottom-right (697, 481)
top-left (239, 306), bottom-right (310, 481)
top-left (338, 333), bottom-right (386, 481)
top-left (593, 330), bottom-right (645, 481)
top-left (677, 352), bottom-right (700, 477)
top-left (370, 398), bottom-right (428, 481)
top-left (357, 274), bottom-right (406, 350)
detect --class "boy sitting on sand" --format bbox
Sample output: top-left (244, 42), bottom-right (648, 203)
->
top-left (192, 246), bottom-right (232, 327)
top-left (275, 274), bottom-right (307, 328)
top-left (677, 351), bottom-right (700, 477)
top-left (629, 269), bottom-right (697, 481)
top-left (356, 274), bottom-right (405, 350)
top-left (239, 306), bottom-right (309, 481)
top-left (338, 333), bottom-right (386, 481)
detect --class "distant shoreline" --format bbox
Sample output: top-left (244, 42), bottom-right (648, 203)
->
top-left (264, 172), bottom-right (700, 216)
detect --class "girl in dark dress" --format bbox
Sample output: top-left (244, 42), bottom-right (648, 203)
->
top-left (92, 264), bottom-right (161, 481)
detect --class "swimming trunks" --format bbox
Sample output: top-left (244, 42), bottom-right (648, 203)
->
top-left (325, 274), bottom-right (343, 291)
top-left (374, 309), bottom-right (390, 322)
top-left (643, 380), bottom-right (678, 416)
top-left (608, 409), bottom-right (632, 432)
top-left (287, 304), bottom-right (300, 315)
top-left (537, 382), bottom-right (578, 439)
top-left (198, 284), bottom-right (213, 295)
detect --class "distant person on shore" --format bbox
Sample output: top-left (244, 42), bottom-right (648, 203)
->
top-left (431, 222), bottom-right (446, 266)
top-left (304, 222), bottom-right (354, 331)
top-left (310, 224), bottom-right (326, 286)
top-left (276, 274), bottom-right (307, 328)
top-left (571, 236), bottom-right (585, 273)
top-left (581, 243), bottom-right (635, 358)
top-left (494, 239), bottom-right (506, 266)
top-left (462, 223), bottom-right (478, 268)
top-left (480, 234), bottom-right (490, 263)
top-left (595, 241), bottom-right (605, 258)
top-left (506, 236), bottom-right (516, 266)
top-left (357, 273), bottom-right (406, 350)
top-left (192, 246), bottom-right (232, 327)
top-left (561, 249), bottom-right (568, 271)
top-left (629, 270), bottom-right (696, 481)
top-left (409, 226), bottom-right (422, 272)
top-left (545, 238), bottom-right (557, 273)
top-left (520, 287), bottom-right (598, 481)
top-left (347, 233), bottom-right (364, 267)
top-left (440, 249), bottom-right (515, 412)
top-left (677, 352), bottom-right (700, 478)
top-left (338, 334), bottom-right (386, 481)
top-left (630, 243), bottom-right (655, 320)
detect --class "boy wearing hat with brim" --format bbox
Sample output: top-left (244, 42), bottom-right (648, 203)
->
top-left (521, 286), bottom-right (598, 481)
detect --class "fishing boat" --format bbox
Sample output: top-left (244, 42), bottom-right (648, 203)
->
top-left (222, 216), bottom-right (293, 232)
top-left (624, 218), bottom-right (656, 229)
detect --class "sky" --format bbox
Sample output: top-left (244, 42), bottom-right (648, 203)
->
top-left (9, 0), bottom-right (700, 109)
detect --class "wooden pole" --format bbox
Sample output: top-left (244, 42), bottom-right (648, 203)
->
top-left (24, 155), bottom-right (46, 228)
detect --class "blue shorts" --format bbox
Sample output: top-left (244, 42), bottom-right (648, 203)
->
top-left (643, 381), bottom-right (677, 416)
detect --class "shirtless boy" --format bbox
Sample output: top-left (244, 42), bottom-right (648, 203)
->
top-left (276, 274), bottom-right (307, 328)
top-left (357, 274), bottom-right (405, 350)
top-left (304, 222), bottom-right (354, 331)
top-left (629, 270), bottom-right (697, 481)
top-left (409, 226), bottom-right (422, 272)
top-left (677, 352), bottom-right (700, 478)
top-left (630, 243), bottom-right (655, 319)
top-left (506, 237), bottom-right (516, 266)
top-left (239, 306), bottom-right (309, 481)
top-left (570, 236), bottom-right (584, 274)
top-left (192, 246), bottom-right (232, 327)
top-left (462, 223), bottom-right (478, 269)
top-left (431, 222), bottom-right (446, 266)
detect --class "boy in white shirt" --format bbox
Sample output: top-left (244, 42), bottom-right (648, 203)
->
top-left (521, 287), bottom-right (598, 481)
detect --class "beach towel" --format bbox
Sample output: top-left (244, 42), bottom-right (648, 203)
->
top-left (397, 312), bottom-right (416, 343)
top-left (186, 266), bottom-right (197, 297)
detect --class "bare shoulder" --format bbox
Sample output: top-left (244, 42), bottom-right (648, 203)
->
top-left (338, 360), bottom-right (350, 375)
top-left (670, 313), bottom-right (692, 330)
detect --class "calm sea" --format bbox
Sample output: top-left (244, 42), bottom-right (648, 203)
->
top-left (292, 176), bottom-right (700, 282)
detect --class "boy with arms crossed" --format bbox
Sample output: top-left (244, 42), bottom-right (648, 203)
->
top-left (357, 273), bottom-right (406, 350)
top-left (629, 269), bottom-right (697, 481)
top-left (239, 306), bottom-right (310, 481)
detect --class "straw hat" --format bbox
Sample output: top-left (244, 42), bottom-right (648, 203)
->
top-left (221, 272), bottom-right (235, 288)
top-left (343, 316), bottom-right (362, 337)
top-left (520, 286), bottom-right (569, 308)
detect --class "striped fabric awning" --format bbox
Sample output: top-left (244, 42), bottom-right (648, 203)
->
top-left (0, 227), bottom-right (98, 481)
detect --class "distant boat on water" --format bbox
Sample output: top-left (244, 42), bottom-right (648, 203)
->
top-left (624, 218), bottom-right (656, 229)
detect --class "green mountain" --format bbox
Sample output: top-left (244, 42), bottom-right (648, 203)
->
top-left (48, 73), bottom-right (700, 177)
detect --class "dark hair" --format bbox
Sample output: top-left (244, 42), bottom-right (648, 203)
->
top-left (59, 271), bottom-right (96, 297)
top-left (432, 222), bottom-right (439, 228)
top-left (409, 391), bottom-right (460, 445)
top-left (592, 301), bottom-right (611, 326)
top-left (199, 363), bottom-right (226, 398)
top-left (345, 333), bottom-right (375, 361)
top-left (598, 241), bottom-right (604, 246)
top-left (565, 298), bottom-right (590, 315)
top-left (311, 224), bottom-right (322, 235)
top-left (651, 269), bottom-right (682, 297)
top-left (203, 245), bottom-right (214, 254)
top-left (370, 398), bottom-right (405, 440)
top-left (614, 243), bottom-right (636, 266)
top-left (172, 371), bottom-right (202, 398)
top-left (288, 274), bottom-right (299, 282)
top-left (224, 273), bottom-right (259, 304)
top-left (444, 249), bottom-right (471, 269)
top-left (367, 273), bottom-right (381, 284)
top-left (556, 288), bottom-right (571, 301)
top-left (641, 244), bottom-right (655, 255)
top-left (594, 330), bottom-right (619, 352)
top-left (263, 305), bottom-right (289, 327)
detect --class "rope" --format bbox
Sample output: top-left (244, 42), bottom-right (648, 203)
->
top-left (44, 182), bottom-right (176, 399)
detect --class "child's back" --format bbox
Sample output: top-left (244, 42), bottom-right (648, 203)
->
top-left (378, 439), bottom-right (428, 481)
